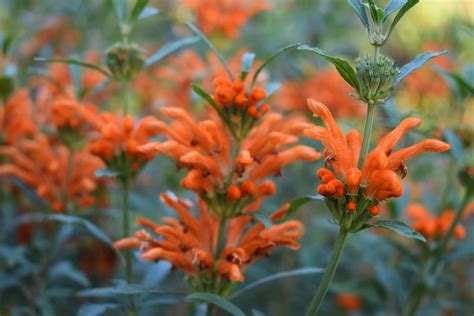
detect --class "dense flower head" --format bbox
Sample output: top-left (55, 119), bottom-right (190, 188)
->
top-left (0, 134), bottom-right (103, 212)
top-left (0, 89), bottom-right (37, 145)
top-left (114, 192), bottom-right (303, 290)
top-left (140, 107), bottom-right (320, 217)
top-left (89, 113), bottom-right (162, 177)
top-left (305, 100), bottom-right (451, 230)
top-left (275, 68), bottom-right (364, 118)
top-left (183, 0), bottom-right (270, 38)
top-left (407, 204), bottom-right (466, 240)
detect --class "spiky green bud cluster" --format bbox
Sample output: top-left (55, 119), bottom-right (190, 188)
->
top-left (355, 54), bottom-right (400, 105)
top-left (105, 42), bottom-right (145, 82)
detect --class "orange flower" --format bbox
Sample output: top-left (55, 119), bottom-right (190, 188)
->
top-left (0, 134), bottom-right (103, 212)
top-left (89, 113), bottom-right (162, 175)
top-left (114, 192), bottom-right (303, 289)
top-left (304, 100), bottom-right (450, 226)
top-left (141, 107), bottom-right (320, 216)
top-left (407, 204), bottom-right (467, 240)
top-left (275, 68), bottom-right (364, 118)
top-left (184, 0), bottom-right (270, 38)
top-left (336, 293), bottom-right (362, 312)
top-left (0, 89), bottom-right (37, 145)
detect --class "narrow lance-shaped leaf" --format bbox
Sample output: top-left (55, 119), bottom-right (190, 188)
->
top-left (129, 0), bottom-right (149, 22)
top-left (111, 0), bottom-right (128, 24)
top-left (287, 195), bottom-right (324, 216)
top-left (1, 34), bottom-right (14, 55)
top-left (78, 284), bottom-right (184, 297)
top-left (186, 22), bottom-right (234, 81)
top-left (240, 52), bottom-right (255, 81)
top-left (145, 36), bottom-right (200, 67)
top-left (386, 0), bottom-right (419, 40)
top-left (77, 304), bottom-right (118, 316)
top-left (251, 43), bottom-right (300, 88)
top-left (297, 45), bottom-right (359, 91)
top-left (383, 0), bottom-right (408, 21)
top-left (230, 267), bottom-right (324, 299)
top-left (362, 220), bottom-right (426, 242)
top-left (395, 50), bottom-right (448, 84)
top-left (137, 6), bottom-right (159, 20)
top-left (347, 0), bottom-right (369, 31)
top-left (35, 57), bottom-right (112, 78)
top-left (251, 212), bottom-right (272, 229)
top-left (186, 293), bottom-right (246, 316)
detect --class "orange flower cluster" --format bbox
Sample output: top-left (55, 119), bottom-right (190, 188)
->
top-left (336, 293), bottom-right (362, 312)
top-left (0, 134), bottom-right (103, 212)
top-left (213, 76), bottom-right (268, 119)
top-left (141, 107), bottom-right (319, 216)
top-left (184, 0), bottom-right (270, 38)
top-left (89, 113), bottom-right (162, 175)
top-left (275, 68), bottom-right (364, 118)
top-left (114, 192), bottom-right (303, 286)
top-left (407, 204), bottom-right (466, 240)
top-left (305, 100), bottom-right (450, 224)
top-left (0, 89), bottom-right (37, 145)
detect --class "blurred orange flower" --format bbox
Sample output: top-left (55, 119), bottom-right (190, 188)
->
top-left (275, 68), bottom-right (364, 118)
top-left (141, 107), bottom-right (320, 216)
top-left (305, 100), bottom-right (450, 211)
top-left (407, 204), bottom-right (466, 240)
top-left (115, 192), bottom-right (303, 285)
top-left (0, 134), bottom-right (103, 212)
top-left (336, 293), bottom-right (362, 312)
top-left (184, 0), bottom-right (270, 38)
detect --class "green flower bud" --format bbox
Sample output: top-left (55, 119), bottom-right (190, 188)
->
top-left (355, 54), bottom-right (400, 105)
top-left (105, 42), bottom-right (145, 81)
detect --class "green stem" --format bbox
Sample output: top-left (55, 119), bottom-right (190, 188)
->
top-left (121, 80), bottom-right (129, 115)
top-left (63, 149), bottom-right (75, 213)
top-left (404, 188), bottom-right (472, 316)
top-left (306, 228), bottom-right (349, 316)
top-left (358, 103), bottom-right (376, 169)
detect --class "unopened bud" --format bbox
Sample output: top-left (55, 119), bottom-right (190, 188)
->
top-left (105, 42), bottom-right (145, 81)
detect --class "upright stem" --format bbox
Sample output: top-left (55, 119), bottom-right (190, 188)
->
top-left (404, 188), bottom-right (472, 316)
top-left (63, 149), bottom-right (75, 213)
top-left (358, 103), bottom-right (376, 169)
top-left (306, 228), bottom-right (349, 316)
top-left (121, 80), bottom-right (129, 115)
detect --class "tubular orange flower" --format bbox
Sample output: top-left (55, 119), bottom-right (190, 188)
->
top-left (141, 107), bottom-right (320, 216)
top-left (336, 293), bottom-right (362, 312)
top-left (0, 134), bottom-right (104, 212)
top-left (114, 192), bottom-right (303, 291)
top-left (183, 0), bottom-right (270, 39)
top-left (89, 112), bottom-right (163, 177)
top-left (406, 204), bottom-right (467, 241)
top-left (305, 99), bottom-right (450, 229)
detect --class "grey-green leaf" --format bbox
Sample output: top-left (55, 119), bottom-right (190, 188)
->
top-left (252, 212), bottom-right (272, 229)
top-left (230, 267), bottom-right (324, 299)
top-left (111, 0), bottom-right (128, 23)
top-left (138, 6), bottom-right (159, 20)
top-left (384, 0), bottom-right (408, 21)
top-left (95, 168), bottom-right (121, 178)
top-left (287, 194), bottom-right (325, 216)
top-left (186, 293), bottom-right (245, 316)
top-left (77, 304), bottom-right (118, 316)
top-left (387, 0), bottom-right (419, 39)
top-left (347, 0), bottom-right (369, 30)
top-left (364, 220), bottom-right (426, 242)
top-left (240, 52), bottom-right (255, 80)
top-left (78, 284), bottom-right (181, 297)
top-left (145, 36), bottom-right (200, 67)
top-left (396, 50), bottom-right (448, 84)
top-left (130, 0), bottom-right (149, 22)
top-left (297, 45), bottom-right (359, 91)
top-left (35, 57), bottom-right (112, 78)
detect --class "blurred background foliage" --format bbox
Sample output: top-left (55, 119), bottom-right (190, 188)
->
top-left (0, 0), bottom-right (473, 315)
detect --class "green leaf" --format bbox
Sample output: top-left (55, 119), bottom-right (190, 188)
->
top-left (251, 212), bottom-right (272, 229)
top-left (251, 43), bottom-right (300, 87)
top-left (130, 0), bottom-right (149, 22)
top-left (363, 220), bottom-right (426, 242)
top-left (442, 128), bottom-right (464, 164)
top-left (384, 0), bottom-right (408, 21)
top-left (69, 63), bottom-right (82, 98)
top-left (186, 293), bottom-right (245, 316)
top-left (138, 6), bottom-right (159, 20)
top-left (95, 168), bottom-right (121, 178)
top-left (230, 267), bottom-right (324, 299)
top-left (347, 0), bottom-right (369, 30)
top-left (240, 52), bottom-right (255, 80)
top-left (287, 195), bottom-right (324, 216)
top-left (297, 45), bottom-right (359, 91)
top-left (111, 0), bottom-right (128, 23)
top-left (77, 304), bottom-right (118, 316)
top-left (396, 50), bottom-right (448, 84)
top-left (0, 76), bottom-right (14, 101)
top-left (1, 34), bottom-right (14, 55)
top-left (49, 262), bottom-right (90, 287)
top-left (186, 22), bottom-right (235, 81)
top-left (145, 37), bottom-right (200, 67)
top-left (387, 0), bottom-right (419, 39)
top-left (35, 57), bottom-right (112, 78)
top-left (78, 284), bottom-right (182, 297)
top-left (435, 67), bottom-right (474, 98)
